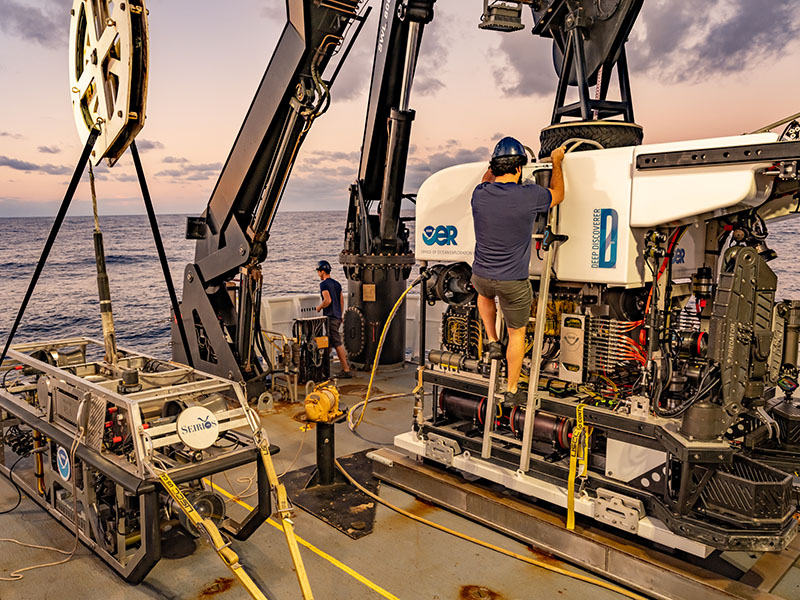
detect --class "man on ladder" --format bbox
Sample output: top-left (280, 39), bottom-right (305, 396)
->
top-left (470, 137), bottom-right (565, 404)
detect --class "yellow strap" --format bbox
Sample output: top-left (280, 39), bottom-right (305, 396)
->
top-left (255, 441), bottom-right (315, 599)
top-left (158, 473), bottom-right (268, 600)
top-left (566, 404), bottom-right (591, 530)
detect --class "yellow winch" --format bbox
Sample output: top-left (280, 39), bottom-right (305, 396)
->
top-left (305, 382), bottom-right (342, 423)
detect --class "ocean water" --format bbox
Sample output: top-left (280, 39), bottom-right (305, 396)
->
top-left (0, 211), bottom-right (387, 358)
top-left (0, 212), bottom-right (797, 359)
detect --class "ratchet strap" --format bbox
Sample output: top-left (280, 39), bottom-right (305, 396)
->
top-left (566, 403), bottom-right (593, 530)
top-left (252, 432), bottom-right (314, 599)
top-left (154, 421), bottom-right (314, 600)
top-left (158, 472), bottom-right (267, 599)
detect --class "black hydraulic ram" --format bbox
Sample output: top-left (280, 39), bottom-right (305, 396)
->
top-left (436, 389), bottom-right (573, 449)
top-left (340, 0), bottom-right (436, 368)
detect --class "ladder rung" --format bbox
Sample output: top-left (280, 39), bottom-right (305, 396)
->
top-left (490, 433), bottom-right (523, 446)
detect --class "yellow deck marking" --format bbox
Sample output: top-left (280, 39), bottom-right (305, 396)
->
top-left (205, 479), bottom-right (400, 600)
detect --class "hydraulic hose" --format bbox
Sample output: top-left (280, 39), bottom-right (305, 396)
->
top-left (347, 276), bottom-right (422, 431)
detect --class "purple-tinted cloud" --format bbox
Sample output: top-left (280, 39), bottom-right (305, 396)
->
top-left (135, 139), bottom-right (165, 151)
top-left (0, 155), bottom-right (71, 175)
top-left (628, 1), bottom-right (800, 82)
top-left (38, 145), bottom-right (60, 154)
top-left (0, 0), bottom-right (66, 49)
top-left (495, 1), bottom-right (800, 97)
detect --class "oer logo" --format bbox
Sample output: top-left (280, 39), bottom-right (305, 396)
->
top-left (422, 225), bottom-right (458, 246)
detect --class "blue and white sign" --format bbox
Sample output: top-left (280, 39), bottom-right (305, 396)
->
top-left (56, 446), bottom-right (71, 481)
top-left (422, 225), bottom-right (458, 246)
top-left (591, 208), bottom-right (619, 269)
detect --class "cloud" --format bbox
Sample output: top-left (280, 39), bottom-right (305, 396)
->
top-left (492, 30), bottom-right (558, 98)
top-left (413, 8), bottom-right (451, 97)
top-left (0, 155), bottom-right (71, 175)
top-left (261, 4), bottom-right (285, 22)
top-left (135, 139), bottom-right (165, 151)
top-left (0, 0), bottom-right (67, 49)
top-left (491, 1), bottom-right (800, 98)
top-left (163, 156), bottom-right (188, 164)
top-left (405, 146), bottom-right (489, 188)
top-left (628, 1), bottom-right (800, 82)
top-left (0, 131), bottom-right (22, 139)
top-left (307, 150), bottom-right (360, 163)
top-left (154, 161), bottom-right (222, 181)
top-left (113, 173), bottom-right (139, 183)
top-left (37, 145), bottom-right (60, 154)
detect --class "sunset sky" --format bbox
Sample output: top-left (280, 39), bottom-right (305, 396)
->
top-left (1, 0), bottom-right (799, 217)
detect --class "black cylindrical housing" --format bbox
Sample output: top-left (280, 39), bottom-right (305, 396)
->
top-left (379, 108), bottom-right (415, 249)
top-left (428, 349), bottom-right (480, 373)
top-left (344, 267), bottom-right (408, 366)
top-left (94, 231), bottom-right (112, 306)
top-left (316, 422), bottom-right (335, 486)
top-left (437, 389), bottom-right (573, 449)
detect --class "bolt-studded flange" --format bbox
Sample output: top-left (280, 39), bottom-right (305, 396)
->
top-left (69, 0), bottom-right (149, 166)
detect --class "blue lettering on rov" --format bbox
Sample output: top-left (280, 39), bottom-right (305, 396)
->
top-left (591, 208), bottom-right (618, 269)
top-left (422, 225), bottom-right (458, 246)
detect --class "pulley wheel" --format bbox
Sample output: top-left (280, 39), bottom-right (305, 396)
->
top-left (69, 0), bottom-right (149, 166)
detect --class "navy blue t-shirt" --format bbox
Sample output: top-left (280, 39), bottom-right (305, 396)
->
top-left (319, 277), bottom-right (343, 319)
top-left (471, 182), bottom-right (552, 280)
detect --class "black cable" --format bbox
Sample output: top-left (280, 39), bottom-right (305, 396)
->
top-left (2, 366), bottom-right (19, 389)
top-left (655, 364), bottom-right (718, 418)
top-left (0, 456), bottom-right (26, 515)
top-left (130, 140), bottom-right (194, 368)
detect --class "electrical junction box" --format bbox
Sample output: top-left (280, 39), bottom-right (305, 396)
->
top-left (559, 314), bottom-right (585, 383)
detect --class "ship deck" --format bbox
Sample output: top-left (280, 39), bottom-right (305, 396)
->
top-left (2, 364), bottom-right (800, 600)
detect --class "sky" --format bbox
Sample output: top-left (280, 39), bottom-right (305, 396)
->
top-left (0, 0), bottom-right (799, 217)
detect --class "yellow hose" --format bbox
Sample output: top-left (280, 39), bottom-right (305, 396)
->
top-left (347, 277), bottom-right (420, 431)
top-left (335, 459), bottom-right (647, 600)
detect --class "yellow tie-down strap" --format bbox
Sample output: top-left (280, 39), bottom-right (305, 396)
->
top-left (158, 472), bottom-right (268, 600)
top-left (566, 403), bottom-right (593, 530)
top-left (253, 438), bottom-right (315, 600)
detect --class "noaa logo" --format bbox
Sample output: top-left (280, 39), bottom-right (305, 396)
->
top-left (422, 225), bottom-right (458, 246)
top-left (176, 406), bottom-right (220, 450)
top-left (56, 446), bottom-right (71, 481)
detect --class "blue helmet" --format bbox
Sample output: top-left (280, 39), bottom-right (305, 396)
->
top-left (491, 136), bottom-right (528, 165)
top-left (316, 260), bottom-right (332, 274)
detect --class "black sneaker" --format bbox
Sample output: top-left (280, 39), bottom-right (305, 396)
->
top-left (486, 341), bottom-right (503, 361)
top-left (335, 370), bottom-right (353, 379)
top-left (504, 388), bottom-right (528, 406)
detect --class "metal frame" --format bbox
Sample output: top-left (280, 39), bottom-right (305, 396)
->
top-left (0, 338), bottom-right (271, 582)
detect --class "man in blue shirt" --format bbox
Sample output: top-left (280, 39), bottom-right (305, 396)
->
top-left (471, 137), bottom-right (565, 404)
top-left (315, 260), bottom-right (352, 378)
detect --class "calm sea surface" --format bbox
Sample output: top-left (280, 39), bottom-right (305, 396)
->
top-left (0, 211), bottom-right (396, 358)
top-left (0, 212), bottom-right (797, 359)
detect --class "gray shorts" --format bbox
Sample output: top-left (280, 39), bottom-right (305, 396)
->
top-left (471, 274), bottom-right (532, 330)
top-left (328, 317), bottom-right (343, 348)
